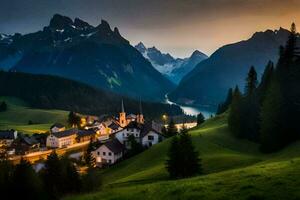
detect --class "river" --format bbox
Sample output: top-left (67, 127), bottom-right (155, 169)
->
top-left (165, 94), bottom-right (215, 119)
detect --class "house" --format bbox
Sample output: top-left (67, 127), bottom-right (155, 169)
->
top-left (76, 129), bottom-right (96, 143)
top-left (11, 135), bottom-right (40, 155)
top-left (46, 128), bottom-right (78, 148)
top-left (0, 130), bottom-right (18, 147)
top-left (50, 123), bottom-right (66, 133)
top-left (141, 124), bottom-right (164, 147)
top-left (92, 138), bottom-right (124, 167)
top-left (114, 121), bottom-right (164, 148)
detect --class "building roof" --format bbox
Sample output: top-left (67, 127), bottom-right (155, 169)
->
top-left (0, 130), bottom-right (17, 140)
top-left (140, 122), bottom-right (162, 138)
top-left (102, 138), bottom-right (124, 153)
top-left (51, 128), bottom-right (78, 138)
top-left (50, 123), bottom-right (65, 129)
top-left (108, 121), bottom-right (120, 130)
top-left (21, 136), bottom-right (40, 146)
top-left (127, 114), bottom-right (136, 119)
top-left (125, 121), bottom-right (143, 129)
top-left (77, 129), bottom-right (96, 138)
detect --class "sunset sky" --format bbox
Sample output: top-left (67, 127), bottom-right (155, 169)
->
top-left (1, 0), bottom-right (299, 57)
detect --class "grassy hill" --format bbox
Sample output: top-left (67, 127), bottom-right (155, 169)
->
top-left (0, 96), bottom-right (68, 134)
top-left (65, 113), bottom-right (300, 200)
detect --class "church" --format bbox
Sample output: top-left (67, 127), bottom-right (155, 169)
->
top-left (118, 99), bottom-right (144, 127)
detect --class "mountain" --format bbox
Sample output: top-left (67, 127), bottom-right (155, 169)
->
top-left (135, 42), bottom-right (207, 84)
top-left (169, 28), bottom-right (291, 106)
top-left (0, 14), bottom-right (174, 101)
top-left (0, 71), bottom-right (183, 119)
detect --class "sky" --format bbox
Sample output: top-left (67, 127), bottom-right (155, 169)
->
top-left (0, 0), bottom-right (300, 57)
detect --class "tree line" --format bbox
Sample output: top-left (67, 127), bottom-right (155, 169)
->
top-left (0, 151), bottom-right (101, 200)
top-left (218, 23), bottom-right (300, 153)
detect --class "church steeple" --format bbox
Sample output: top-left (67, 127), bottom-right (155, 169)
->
top-left (121, 99), bottom-right (125, 113)
top-left (119, 99), bottom-right (127, 127)
top-left (137, 98), bottom-right (144, 124)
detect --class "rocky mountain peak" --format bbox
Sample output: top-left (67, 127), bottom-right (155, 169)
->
top-left (49, 14), bottom-right (73, 29)
top-left (74, 18), bottom-right (92, 29)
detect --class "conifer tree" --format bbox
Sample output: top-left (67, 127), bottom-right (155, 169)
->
top-left (166, 118), bottom-right (178, 137)
top-left (12, 158), bottom-right (45, 200)
top-left (228, 86), bottom-right (242, 138)
top-left (216, 88), bottom-right (233, 114)
top-left (166, 132), bottom-right (201, 179)
top-left (166, 136), bottom-right (180, 178)
top-left (42, 151), bottom-right (63, 199)
top-left (197, 112), bottom-right (205, 126)
top-left (84, 139), bottom-right (96, 167)
top-left (245, 66), bottom-right (258, 96)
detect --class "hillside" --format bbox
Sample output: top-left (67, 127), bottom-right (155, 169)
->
top-left (65, 113), bottom-right (300, 200)
top-left (0, 96), bottom-right (68, 134)
top-left (0, 71), bottom-right (183, 119)
top-left (169, 28), bottom-right (291, 106)
top-left (0, 14), bottom-right (174, 101)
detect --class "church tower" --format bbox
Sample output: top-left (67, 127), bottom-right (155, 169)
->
top-left (119, 100), bottom-right (127, 127)
top-left (136, 99), bottom-right (144, 124)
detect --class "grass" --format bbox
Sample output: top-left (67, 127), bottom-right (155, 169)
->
top-left (65, 113), bottom-right (300, 200)
top-left (0, 96), bottom-right (68, 134)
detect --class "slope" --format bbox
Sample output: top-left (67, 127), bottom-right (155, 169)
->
top-left (65, 113), bottom-right (300, 200)
top-left (0, 96), bottom-right (68, 134)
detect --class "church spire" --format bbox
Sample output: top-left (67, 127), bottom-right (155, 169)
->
top-left (121, 99), bottom-right (125, 113)
top-left (139, 97), bottom-right (143, 115)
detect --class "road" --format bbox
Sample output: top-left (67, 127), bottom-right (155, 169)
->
top-left (10, 141), bottom-right (90, 164)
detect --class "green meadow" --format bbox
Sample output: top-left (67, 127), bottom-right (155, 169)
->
top-left (65, 113), bottom-right (300, 200)
top-left (0, 96), bottom-right (68, 134)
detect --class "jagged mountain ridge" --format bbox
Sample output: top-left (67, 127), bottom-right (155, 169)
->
top-left (169, 28), bottom-right (292, 106)
top-left (135, 42), bottom-right (208, 84)
top-left (0, 14), bottom-right (174, 101)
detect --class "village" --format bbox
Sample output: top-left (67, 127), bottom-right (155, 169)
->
top-left (0, 101), bottom-right (198, 168)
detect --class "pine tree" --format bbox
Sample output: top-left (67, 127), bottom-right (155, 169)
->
top-left (0, 101), bottom-right (7, 112)
top-left (197, 112), bottom-right (205, 126)
top-left (166, 118), bottom-right (178, 137)
top-left (0, 160), bottom-right (14, 198)
top-left (228, 86), bottom-right (242, 138)
top-left (68, 111), bottom-right (80, 127)
top-left (260, 79), bottom-right (284, 152)
top-left (166, 136), bottom-right (180, 178)
top-left (84, 139), bottom-right (96, 167)
top-left (257, 61), bottom-right (274, 103)
top-left (166, 132), bottom-right (201, 179)
top-left (60, 157), bottom-right (81, 193)
top-left (216, 88), bottom-right (233, 114)
top-left (245, 66), bottom-right (258, 96)
top-left (12, 158), bottom-right (45, 200)
top-left (127, 135), bottom-right (144, 156)
top-left (178, 132), bottom-right (201, 177)
top-left (42, 151), bottom-right (63, 199)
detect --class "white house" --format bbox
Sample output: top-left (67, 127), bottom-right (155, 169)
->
top-left (92, 138), bottom-right (124, 166)
top-left (114, 121), bottom-right (164, 148)
top-left (46, 128), bottom-right (77, 148)
top-left (50, 123), bottom-right (66, 133)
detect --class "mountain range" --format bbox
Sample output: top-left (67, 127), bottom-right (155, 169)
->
top-left (135, 42), bottom-right (208, 84)
top-left (169, 28), bottom-right (292, 106)
top-left (0, 14), bottom-right (174, 101)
